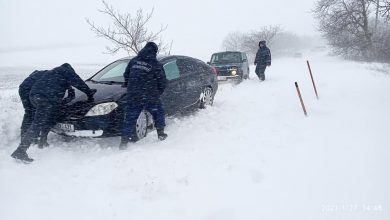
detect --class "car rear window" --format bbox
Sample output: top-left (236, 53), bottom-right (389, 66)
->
top-left (163, 60), bottom-right (180, 80)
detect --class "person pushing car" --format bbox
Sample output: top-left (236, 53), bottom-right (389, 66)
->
top-left (120, 42), bottom-right (167, 149)
top-left (18, 69), bottom-right (75, 149)
top-left (11, 63), bottom-right (96, 163)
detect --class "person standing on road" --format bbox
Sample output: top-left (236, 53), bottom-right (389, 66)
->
top-left (18, 70), bottom-right (75, 148)
top-left (254, 40), bottom-right (272, 81)
top-left (11, 63), bottom-right (96, 163)
top-left (120, 42), bottom-right (167, 149)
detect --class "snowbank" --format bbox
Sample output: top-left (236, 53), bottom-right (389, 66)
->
top-left (0, 52), bottom-right (388, 220)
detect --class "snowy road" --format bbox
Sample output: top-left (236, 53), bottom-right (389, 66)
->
top-left (0, 53), bottom-right (389, 220)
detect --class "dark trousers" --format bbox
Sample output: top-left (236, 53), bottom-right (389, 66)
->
top-left (19, 92), bottom-right (35, 138)
top-left (18, 95), bottom-right (58, 151)
top-left (255, 65), bottom-right (267, 81)
top-left (122, 101), bottom-right (165, 139)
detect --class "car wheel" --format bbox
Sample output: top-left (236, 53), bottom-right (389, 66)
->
top-left (243, 69), bottom-right (249, 79)
top-left (199, 87), bottom-right (213, 108)
top-left (134, 110), bottom-right (148, 141)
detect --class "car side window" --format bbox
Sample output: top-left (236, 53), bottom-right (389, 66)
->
top-left (163, 59), bottom-right (180, 80)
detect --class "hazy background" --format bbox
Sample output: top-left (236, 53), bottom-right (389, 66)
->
top-left (0, 0), bottom-right (318, 66)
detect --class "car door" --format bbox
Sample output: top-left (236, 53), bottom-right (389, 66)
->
top-left (160, 59), bottom-right (186, 115)
top-left (176, 57), bottom-right (204, 108)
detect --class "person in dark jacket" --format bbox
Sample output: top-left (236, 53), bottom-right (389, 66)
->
top-left (11, 63), bottom-right (96, 163)
top-left (18, 70), bottom-right (75, 148)
top-left (254, 40), bottom-right (272, 81)
top-left (120, 42), bottom-right (167, 149)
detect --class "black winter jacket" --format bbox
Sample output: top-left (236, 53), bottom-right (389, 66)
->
top-left (123, 43), bottom-right (167, 104)
top-left (30, 63), bottom-right (93, 103)
top-left (19, 70), bottom-right (48, 96)
top-left (19, 70), bottom-right (75, 101)
top-left (255, 46), bottom-right (272, 66)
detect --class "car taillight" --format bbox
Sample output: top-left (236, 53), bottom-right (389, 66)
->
top-left (210, 66), bottom-right (218, 75)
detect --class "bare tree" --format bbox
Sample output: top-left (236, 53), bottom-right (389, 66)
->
top-left (222, 31), bottom-right (244, 51)
top-left (379, 0), bottom-right (390, 19)
top-left (86, 0), bottom-right (167, 55)
top-left (240, 26), bottom-right (282, 55)
top-left (314, 0), bottom-right (376, 60)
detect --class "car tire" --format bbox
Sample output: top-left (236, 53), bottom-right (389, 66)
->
top-left (133, 110), bottom-right (149, 141)
top-left (199, 87), bottom-right (214, 109)
top-left (244, 68), bottom-right (249, 80)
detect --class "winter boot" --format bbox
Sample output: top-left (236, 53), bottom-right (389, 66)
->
top-left (157, 128), bottom-right (168, 141)
top-left (119, 137), bottom-right (129, 150)
top-left (38, 141), bottom-right (50, 149)
top-left (38, 136), bottom-right (50, 149)
top-left (11, 148), bottom-right (34, 163)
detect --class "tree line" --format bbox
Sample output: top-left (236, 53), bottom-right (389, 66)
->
top-left (87, 0), bottom-right (390, 63)
top-left (221, 26), bottom-right (319, 62)
top-left (314, 0), bottom-right (390, 62)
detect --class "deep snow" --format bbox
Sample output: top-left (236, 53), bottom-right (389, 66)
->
top-left (0, 52), bottom-right (389, 220)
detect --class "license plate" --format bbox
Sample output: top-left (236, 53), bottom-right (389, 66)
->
top-left (55, 123), bottom-right (75, 132)
top-left (218, 76), bottom-right (227, 81)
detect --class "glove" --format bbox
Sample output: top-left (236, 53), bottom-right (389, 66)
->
top-left (87, 89), bottom-right (97, 101)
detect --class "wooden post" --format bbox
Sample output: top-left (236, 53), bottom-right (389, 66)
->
top-left (295, 82), bottom-right (308, 117)
top-left (306, 60), bottom-right (319, 99)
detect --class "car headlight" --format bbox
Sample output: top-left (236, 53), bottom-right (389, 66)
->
top-left (229, 67), bottom-right (238, 75)
top-left (85, 102), bottom-right (118, 116)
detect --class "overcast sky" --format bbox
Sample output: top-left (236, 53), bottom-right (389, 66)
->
top-left (0, 0), bottom-right (318, 66)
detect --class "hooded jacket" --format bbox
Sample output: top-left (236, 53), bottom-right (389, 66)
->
top-left (30, 63), bottom-right (93, 103)
top-left (123, 42), bottom-right (167, 104)
top-left (255, 42), bottom-right (272, 66)
top-left (19, 70), bottom-right (48, 96)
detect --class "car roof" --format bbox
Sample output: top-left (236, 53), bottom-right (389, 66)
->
top-left (212, 51), bottom-right (244, 54)
top-left (119, 55), bottom-right (205, 63)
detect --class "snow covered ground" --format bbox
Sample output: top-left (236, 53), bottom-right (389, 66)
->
top-left (0, 52), bottom-right (389, 220)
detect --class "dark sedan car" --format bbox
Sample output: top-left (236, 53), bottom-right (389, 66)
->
top-left (52, 55), bottom-right (218, 140)
top-left (208, 51), bottom-right (249, 82)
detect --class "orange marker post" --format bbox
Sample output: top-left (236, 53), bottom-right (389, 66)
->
top-left (306, 60), bottom-right (319, 100)
top-left (295, 82), bottom-right (308, 117)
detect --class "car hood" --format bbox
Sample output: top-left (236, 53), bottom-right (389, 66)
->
top-left (62, 81), bottom-right (126, 119)
top-left (71, 81), bottom-right (126, 103)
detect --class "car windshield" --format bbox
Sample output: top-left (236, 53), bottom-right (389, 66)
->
top-left (210, 52), bottom-right (242, 64)
top-left (90, 60), bottom-right (129, 83)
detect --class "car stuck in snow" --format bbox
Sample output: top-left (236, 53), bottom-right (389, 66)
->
top-left (52, 55), bottom-right (218, 140)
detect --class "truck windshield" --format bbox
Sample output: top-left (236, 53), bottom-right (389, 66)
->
top-left (210, 52), bottom-right (242, 64)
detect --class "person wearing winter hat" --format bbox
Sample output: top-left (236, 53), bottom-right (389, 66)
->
top-left (11, 63), bottom-right (96, 163)
top-left (254, 40), bottom-right (272, 81)
top-left (120, 42), bottom-right (168, 149)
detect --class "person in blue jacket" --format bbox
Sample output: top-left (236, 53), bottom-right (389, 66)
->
top-left (11, 63), bottom-right (96, 163)
top-left (18, 70), bottom-right (75, 148)
top-left (120, 42), bottom-right (167, 149)
top-left (254, 40), bottom-right (272, 81)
